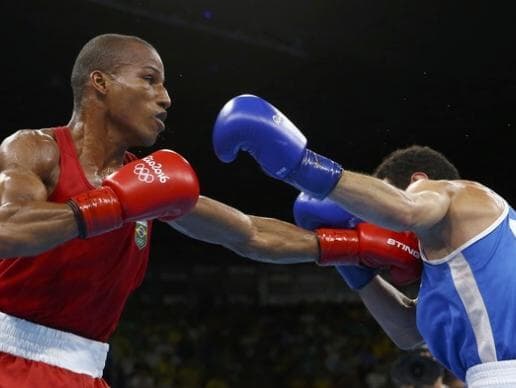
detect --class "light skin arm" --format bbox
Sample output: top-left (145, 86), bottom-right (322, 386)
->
top-left (358, 276), bottom-right (423, 349)
top-left (327, 171), bottom-right (456, 348)
top-left (328, 170), bottom-right (453, 234)
top-left (0, 131), bottom-right (79, 258)
top-left (165, 196), bottom-right (319, 264)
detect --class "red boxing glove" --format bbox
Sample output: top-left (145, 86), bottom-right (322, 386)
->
top-left (68, 150), bottom-right (200, 238)
top-left (316, 223), bottom-right (422, 286)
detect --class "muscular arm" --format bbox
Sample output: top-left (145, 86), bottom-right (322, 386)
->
top-left (171, 196), bottom-right (423, 346)
top-left (171, 196), bottom-right (423, 349)
top-left (358, 276), bottom-right (423, 349)
top-left (166, 196), bottom-right (319, 264)
top-left (328, 171), bottom-right (453, 233)
top-left (0, 130), bottom-right (79, 257)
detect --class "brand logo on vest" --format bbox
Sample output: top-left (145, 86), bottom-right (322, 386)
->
top-left (134, 220), bottom-right (148, 250)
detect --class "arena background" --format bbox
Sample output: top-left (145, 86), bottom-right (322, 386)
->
top-left (1, 1), bottom-right (514, 387)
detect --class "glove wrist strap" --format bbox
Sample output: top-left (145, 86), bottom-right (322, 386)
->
top-left (285, 149), bottom-right (343, 199)
top-left (68, 186), bottom-right (123, 239)
top-left (316, 228), bottom-right (361, 266)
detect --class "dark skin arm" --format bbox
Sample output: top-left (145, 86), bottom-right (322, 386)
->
top-left (0, 130), bottom-right (79, 257)
top-left (1, 130), bottom-right (319, 262)
top-left (167, 196), bottom-right (320, 264)
top-left (169, 197), bottom-right (424, 348)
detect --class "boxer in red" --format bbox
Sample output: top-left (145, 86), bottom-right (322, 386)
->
top-left (0, 34), bottom-right (200, 387)
top-left (0, 34), bottom-right (420, 387)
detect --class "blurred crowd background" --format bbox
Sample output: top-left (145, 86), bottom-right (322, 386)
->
top-left (108, 299), bottom-right (390, 387)
top-left (102, 261), bottom-right (462, 388)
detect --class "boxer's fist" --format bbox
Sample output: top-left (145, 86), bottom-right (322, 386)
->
top-left (213, 94), bottom-right (306, 171)
top-left (293, 192), bottom-right (421, 288)
top-left (293, 192), bottom-right (361, 230)
top-left (68, 150), bottom-right (199, 238)
top-left (213, 94), bottom-right (342, 199)
top-left (293, 192), bottom-right (375, 290)
top-left (105, 150), bottom-right (199, 221)
top-left (316, 224), bottom-right (422, 286)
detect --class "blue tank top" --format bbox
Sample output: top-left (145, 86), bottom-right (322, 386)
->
top-left (417, 200), bottom-right (516, 381)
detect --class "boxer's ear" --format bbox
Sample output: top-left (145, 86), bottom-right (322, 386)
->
top-left (89, 70), bottom-right (110, 95)
top-left (410, 172), bottom-right (428, 183)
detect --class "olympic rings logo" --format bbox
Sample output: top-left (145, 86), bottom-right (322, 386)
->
top-left (133, 155), bottom-right (171, 184)
top-left (134, 163), bottom-right (155, 183)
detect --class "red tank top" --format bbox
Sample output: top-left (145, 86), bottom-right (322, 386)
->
top-left (0, 127), bottom-right (152, 341)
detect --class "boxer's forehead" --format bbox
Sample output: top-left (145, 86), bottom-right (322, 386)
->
top-left (116, 43), bottom-right (165, 75)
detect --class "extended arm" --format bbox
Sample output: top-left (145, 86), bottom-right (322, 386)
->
top-left (0, 131), bottom-right (79, 257)
top-left (167, 196), bottom-right (319, 264)
top-left (328, 171), bottom-right (453, 233)
top-left (211, 95), bottom-right (453, 234)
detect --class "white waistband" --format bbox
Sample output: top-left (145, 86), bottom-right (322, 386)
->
top-left (0, 311), bottom-right (109, 378)
top-left (466, 360), bottom-right (516, 387)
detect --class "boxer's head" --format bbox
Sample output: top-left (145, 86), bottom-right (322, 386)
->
top-left (374, 145), bottom-right (460, 189)
top-left (71, 33), bottom-right (171, 146)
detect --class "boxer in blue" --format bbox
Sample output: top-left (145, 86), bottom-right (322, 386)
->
top-left (212, 94), bottom-right (516, 387)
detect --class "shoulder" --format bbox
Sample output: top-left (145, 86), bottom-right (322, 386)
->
top-left (406, 179), bottom-right (461, 197)
top-left (451, 180), bottom-right (505, 213)
top-left (406, 179), bottom-right (502, 207)
top-left (420, 179), bottom-right (504, 223)
top-left (0, 128), bottom-right (60, 180)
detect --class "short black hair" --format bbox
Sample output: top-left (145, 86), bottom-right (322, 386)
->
top-left (70, 33), bottom-right (155, 109)
top-left (374, 145), bottom-right (460, 189)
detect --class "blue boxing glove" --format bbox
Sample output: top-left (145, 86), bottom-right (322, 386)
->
top-left (213, 94), bottom-right (342, 199)
top-left (293, 192), bottom-right (362, 231)
top-left (293, 192), bottom-right (377, 290)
